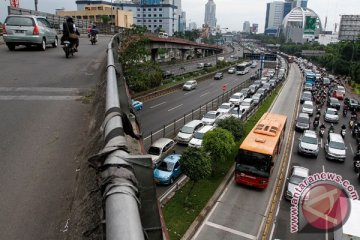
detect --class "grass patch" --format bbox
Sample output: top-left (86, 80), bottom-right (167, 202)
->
top-left (351, 82), bottom-right (360, 95)
top-left (162, 82), bottom-right (283, 240)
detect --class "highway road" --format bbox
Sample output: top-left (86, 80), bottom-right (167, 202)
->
top-left (192, 63), bottom-right (303, 240)
top-left (0, 36), bottom-right (111, 240)
top-left (272, 66), bottom-right (360, 239)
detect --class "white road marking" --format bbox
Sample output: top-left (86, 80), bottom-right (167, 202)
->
top-left (184, 91), bottom-right (192, 95)
top-left (0, 96), bottom-right (80, 101)
top-left (322, 165), bottom-right (326, 172)
top-left (168, 104), bottom-right (183, 112)
top-left (350, 144), bottom-right (354, 154)
top-left (150, 101), bottom-right (166, 109)
top-left (200, 92), bottom-right (209, 98)
top-left (205, 221), bottom-right (256, 240)
top-left (321, 138), bottom-right (323, 148)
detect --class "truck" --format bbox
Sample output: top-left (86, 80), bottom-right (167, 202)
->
top-left (334, 199), bottom-right (360, 240)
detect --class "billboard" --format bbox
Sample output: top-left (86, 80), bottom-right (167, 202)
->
top-left (304, 16), bottom-right (317, 38)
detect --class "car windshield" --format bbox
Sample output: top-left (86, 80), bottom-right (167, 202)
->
top-left (180, 126), bottom-right (194, 134)
top-left (148, 146), bottom-right (161, 155)
top-left (302, 93), bottom-right (311, 98)
top-left (331, 98), bottom-right (339, 104)
top-left (242, 101), bottom-right (251, 106)
top-left (231, 94), bottom-right (241, 100)
top-left (253, 95), bottom-right (260, 99)
top-left (204, 113), bottom-right (216, 119)
top-left (185, 81), bottom-right (193, 85)
top-left (236, 150), bottom-right (272, 177)
top-left (326, 109), bottom-right (337, 115)
top-left (6, 16), bottom-right (34, 26)
top-left (302, 136), bottom-right (317, 145)
top-left (157, 161), bottom-right (175, 172)
top-left (193, 131), bottom-right (205, 139)
top-left (219, 105), bottom-right (230, 109)
top-left (289, 175), bottom-right (305, 185)
top-left (241, 89), bottom-right (248, 94)
top-left (329, 141), bottom-right (345, 150)
top-left (303, 104), bottom-right (313, 109)
top-left (297, 117), bottom-right (309, 124)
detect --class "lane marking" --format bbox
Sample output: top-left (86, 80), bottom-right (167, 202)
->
top-left (0, 95), bottom-right (80, 101)
top-left (350, 144), bottom-right (354, 154)
top-left (322, 165), bottom-right (326, 172)
top-left (321, 138), bottom-right (323, 148)
top-left (168, 104), bottom-right (183, 112)
top-left (205, 221), bottom-right (256, 240)
top-left (184, 91), bottom-right (193, 95)
top-left (150, 101), bottom-right (166, 109)
top-left (200, 92), bottom-right (209, 98)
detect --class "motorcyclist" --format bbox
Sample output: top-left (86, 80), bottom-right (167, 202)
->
top-left (90, 25), bottom-right (99, 39)
top-left (313, 118), bottom-right (319, 129)
top-left (329, 123), bottom-right (335, 133)
top-left (341, 124), bottom-right (346, 130)
top-left (61, 17), bottom-right (80, 51)
top-left (319, 123), bottom-right (326, 130)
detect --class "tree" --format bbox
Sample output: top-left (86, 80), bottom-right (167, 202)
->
top-left (180, 147), bottom-right (211, 204)
top-left (101, 15), bottom-right (110, 24)
top-left (203, 128), bottom-right (235, 173)
top-left (216, 116), bottom-right (245, 141)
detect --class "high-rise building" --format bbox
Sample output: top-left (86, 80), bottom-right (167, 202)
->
top-left (204, 0), bottom-right (216, 30)
top-left (252, 23), bottom-right (259, 34)
top-left (243, 21), bottom-right (251, 33)
top-left (264, 1), bottom-right (284, 35)
top-left (188, 22), bottom-right (197, 30)
top-left (296, 0), bottom-right (308, 8)
top-left (339, 15), bottom-right (360, 40)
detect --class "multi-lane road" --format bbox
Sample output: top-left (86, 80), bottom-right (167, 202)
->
top-left (0, 36), bottom-right (110, 240)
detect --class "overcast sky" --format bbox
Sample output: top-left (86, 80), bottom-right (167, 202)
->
top-left (1, 0), bottom-right (359, 33)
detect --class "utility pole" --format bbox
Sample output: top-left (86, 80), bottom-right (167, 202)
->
top-left (34, 0), bottom-right (38, 11)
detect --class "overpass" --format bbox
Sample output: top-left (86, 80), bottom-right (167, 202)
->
top-left (145, 34), bottom-right (223, 61)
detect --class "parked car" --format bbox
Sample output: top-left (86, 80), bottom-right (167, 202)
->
top-left (183, 80), bottom-right (197, 91)
top-left (153, 154), bottom-right (182, 185)
top-left (147, 138), bottom-right (176, 166)
top-left (228, 67), bottom-right (236, 74)
top-left (300, 91), bottom-right (312, 104)
top-left (324, 107), bottom-right (339, 123)
top-left (298, 130), bottom-right (319, 157)
top-left (284, 166), bottom-right (310, 200)
top-left (216, 102), bottom-right (234, 115)
top-left (175, 120), bottom-right (204, 145)
top-left (295, 113), bottom-right (310, 132)
top-left (327, 97), bottom-right (341, 110)
top-left (3, 15), bottom-right (58, 51)
top-left (132, 99), bottom-right (143, 111)
top-left (229, 92), bottom-right (245, 106)
top-left (214, 72), bottom-right (224, 80)
top-left (188, 125), bottom-right (214, 148)
top-left (325, 133), bottom-right (346, 162)
top-left (301, 100), bottom-right (314, 116)
top-left (201, 111), bottom-right (221, 125)
top-left (251, 93), bottom-right (263, 104)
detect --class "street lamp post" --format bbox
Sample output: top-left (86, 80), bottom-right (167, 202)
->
top-left (34, 0), bottom-right (38, 11)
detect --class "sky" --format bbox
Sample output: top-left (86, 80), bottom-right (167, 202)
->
top-left (1, 0), bottom-right (359, 33)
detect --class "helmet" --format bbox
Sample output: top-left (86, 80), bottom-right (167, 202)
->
top-left (92, 25), bottom-right (96, 28)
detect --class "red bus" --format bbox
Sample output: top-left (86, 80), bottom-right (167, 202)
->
top-left (235, 112), bottom-right (287, 188)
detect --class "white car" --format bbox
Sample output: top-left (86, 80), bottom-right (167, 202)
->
top-left (298, 130), bottom-right (319, 157)
top-left (175, 120), bottom-right (204, 145)
top-left (229, 92), bottom-right (245, 106)
top-left (216, 102), bottom-right (234, 115)
top-left (335, 85), bottom-right (346, 95)
top-left (324, 107), bottom-right (339, 123)
top-left (183, 80), bottom-right (197, 91)
top-left (188, 125), bottom-right (214, 148)
top-left (239, 98), bottom-right (255, 114)
top-left (284, 166), bottom-right (310, 200)
top-left (201, 111), bottom-right (221, 125)
top-left (301, 101), bottom-right (314, 116)
top-left (230, 107), bottom-right (243, 119)
top-left (228, 67), bottom-right (236, 74)
top-left (147, 138), bottom-right (176, 165)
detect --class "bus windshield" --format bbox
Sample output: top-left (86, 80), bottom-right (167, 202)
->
top-left (236, 64), bottom-right (247, 71)
top-left (235, 150), bottom-right (272, 177)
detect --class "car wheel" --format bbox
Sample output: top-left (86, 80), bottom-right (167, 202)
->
top-left (39, 39), bottom-right (46, 51)
top-left (52, 37), bottom-right (58, 48)
top-left (7, 44), bottom-right (15, 51)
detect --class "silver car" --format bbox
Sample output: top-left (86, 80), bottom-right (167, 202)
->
top-left (298, 130), bottom-right (319, 157)
top-left (284, 166), bottom-right (310, 200)
top-left (3, 15), bottom-right (58, 51)
top-left (324, 107), bottom-right (339, 123)
top-left (325, 133), bottom-right (346, 162)
top-left (183, 80), bottom-right (197, 91)
top-left (301, 101), bottom-right (314, 116)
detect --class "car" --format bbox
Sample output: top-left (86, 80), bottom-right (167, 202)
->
top-left (239, 98), bottom-right (255, 114)
top-left (201, 111), bottom-right (221, 125)
top-left (304, 83), bottom-right (313, 91)
top-left (240, 88), bottom-right (251, 98)
top-left (347, 98), bottom-right (360, 111)
top-left (325, 133), bottom-right (346, 162)
top-left (132, 99), bottom-right (143, 110)
top-left (188, 125), bottom-right (214, 148)
top-left (251, 61), bottom-right (257, 68)
top-left (301, 100), bottom-right (314, 116)
top-left (323, 77), bottom-right (331, 85)
top-left (298, 130), bottom-right (319, 157)
top-left (300, 91), bottom-right (312, 104)
top-left (332, 90), bottom-right (344, 100)
top-left (162, 70), bottom-right (173, 78)
top-left (284, 166), bottom-right (310, 200)
top-left (3, 15), bottom-right (58, 51)
top-left (295, 113), bottom-right (310, 132)
top-left (175, 120), bottom-right (204, 145)
top-left (327, 97), bottom-right (341, 110)
top-left (153, 154), bottom-right (182, 185)
top-left (269, 79), bottom-right (276, 88)
top-left (263, 83), bottom-right (272, 92)
top-left (249, 84), bottom-right (258, 94)
top-left (335, 85), bottom-right (346, 95)
top-left (256, 87), bottom-right (268, 97)
top-left (147, 138), bottom-right (176, 166)
top-left (183, 80), bottom-right (197, 91)
top-left (229, 107), bottom-right (243, 119)
top-left (216, 102), bottom-right (234, 115)
top-left (254, 80), bottom-right (263, 88)
top-left (324, 107), bottom-right (339, 123)
top-left (214, 72), bottom-right (224, 80)
top-left (197, 63), bottom-right (204, 68)
top-left (268, 69), bottom-right (275, 78)
top-left (229, 92), bottom-right (245, 106)
top-left (204, 62), bottom-right (212, 67)
top-left (251, 93), bottom-right (263, 104)
top-left (228, 67), bottom-right (236, 74)
top-left (260, 77), bottom-right (268, 84)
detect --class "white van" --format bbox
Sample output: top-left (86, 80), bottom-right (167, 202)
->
top-left (158, 32), bottom-right (168, 38)
top-left (188, 125), bottom-right (214, 148)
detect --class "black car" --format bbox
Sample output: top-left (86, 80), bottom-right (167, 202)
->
top-left (204, 62), bottom-right (212, 67)
top-left (327, 97), bottom-right (341, 110)
top-left (214, 72), bottom-right (223, 80)
top-left (345, 98), bottom-right (360, 111)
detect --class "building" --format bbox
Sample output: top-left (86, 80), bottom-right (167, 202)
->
top-left (281, 6), bottom-right (322, 43)
top-left (339, 15), bottom-right (360, 41)
top-left (179, 11), bottom-right (186, 33)
top-left (75, 0), bottom-right (179, 36)
top-left (188, 22), bottom-right (197, 31)
top-left (57, 4), bottom-right (133, 28)
top-left (204, 0), bottom-right (216, 31)
top-left (295, 0), bottom-right (308, 8)
top-left (316, 32), bottom-right (339, 45)
top-left (252, 23), bottom-right (259, 34)
top-left (265, 1), bottom-right (284, 35)
top-left (243, 21), bottom-right (251, 33)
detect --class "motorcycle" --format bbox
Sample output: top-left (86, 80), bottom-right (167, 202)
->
top-left (319, 126), bottom-right (325, 138)
top-left (313, 120), bottom-right (319, 130)
top-left (63, 41), bottom-right (75, 58)
top-left (90, 35), bottom-right (97, 45)
top-left (341, 128), bottom-right (346, 138)
top-left (354, 159), bottom-right (360, 173)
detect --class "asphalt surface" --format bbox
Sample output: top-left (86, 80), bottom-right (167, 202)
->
top-left (0, 36), bottom-right (110, 240)
top-left (272, 66), bottom-right (360, 239)
top-left (192, 63), bottom-right (303, 240)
